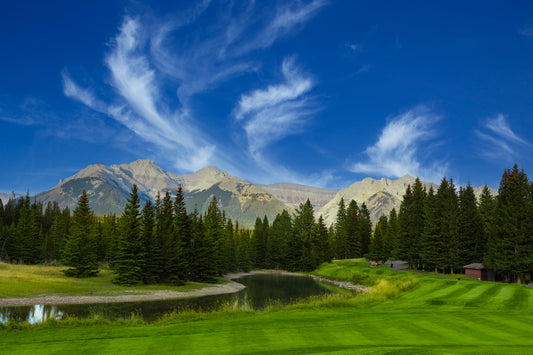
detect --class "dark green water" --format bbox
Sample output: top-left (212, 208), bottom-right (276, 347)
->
top-left (0, 274), bottom-right (332, 324)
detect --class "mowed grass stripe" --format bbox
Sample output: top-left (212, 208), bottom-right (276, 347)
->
top-left (458, 311), bottom-right (533, 342)
top-left (503, 286), bottom-right (530, 310)
top-left (464, 283), bottom-right (504, 308)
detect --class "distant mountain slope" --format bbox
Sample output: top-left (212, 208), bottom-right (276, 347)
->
top-left (34, 159), bottom-right (286, 227)
top-left (259, 183), bottom-right (338, 210)
top-left (318, 175), bottom-right (496, 225)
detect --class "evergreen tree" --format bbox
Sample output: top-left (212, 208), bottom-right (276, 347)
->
top-left (171, 186), bottom-right (189, 282)
top-left (141, 200), bottom-right (161, 284)
top-left (387, 208), bottom-right (400, 259)
top-left (369, 215), bottom-right (388, 262)
top-left (13, 195), bottom-right (41, 264)
top-left (291, 199), bottom-right (316, 271)
top-left (113, 185), bottom-right (144, 285)
top-left (398, 179), bottom-right (426, 269)
top-left (437, 178), bottom-right (459, 273)
top-left (315, 215), bottom-right (331, 265)
top-left (202, 197), bottom-right (224, 280)
top-left (457, 184), bottom-right (484, 266)
top-left (270, 211), bottom-right (291, 269)
top-left (252, 217), bottom-right (266, 268)
top-left (358, 203), bottom-right (372, 256)
top-left (223, 219), bottom-right (236, 273)
top-left (334, 198), bottom-right (347, 259)
top-left (344, 200), bottom-right (360, 258)
top-left (478, 185), bottom-right (495, 261)
top-left (44, 205), bottom-right (69, 262)
top-left (62, 191), bottom-right (99, 277)
top-left (156, 191), bottom-right (175, 281)
top-left (485, 165), bottom-right (532, 283)
top-left (420, 186), bottom-right (445, 272)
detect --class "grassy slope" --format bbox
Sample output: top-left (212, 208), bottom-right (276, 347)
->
top-left (1, 260), bottom-right (532, 354)
top-left (0, 262), bottom-right (209, 298)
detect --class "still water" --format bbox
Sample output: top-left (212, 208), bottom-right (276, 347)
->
top-left (0, 274), bottom-right (332, 324)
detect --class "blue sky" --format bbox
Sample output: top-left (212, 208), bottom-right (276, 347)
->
top-left (1, 0), bottom-right (533, 193)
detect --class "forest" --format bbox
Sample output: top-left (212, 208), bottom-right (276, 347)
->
top-left (0, 165), bottom-right (531, 284)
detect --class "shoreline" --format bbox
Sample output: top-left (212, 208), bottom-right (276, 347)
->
top-left (0, 280), bottom-right (246, 306)
top-left (0, 270), bottom-right (367, 306)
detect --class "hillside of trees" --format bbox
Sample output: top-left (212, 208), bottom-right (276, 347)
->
top-left (0, 165), bottom-right (531, 284)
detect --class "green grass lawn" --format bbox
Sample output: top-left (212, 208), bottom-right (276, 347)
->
top-left (1, 259), bottom-right (532, 354)
top-left (0, 262), bottom-right (210, 298)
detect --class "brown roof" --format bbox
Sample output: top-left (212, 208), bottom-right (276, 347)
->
top-left (463, 263), bottom-right (485, 270)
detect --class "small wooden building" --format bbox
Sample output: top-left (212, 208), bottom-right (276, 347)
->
top-left (464, 263), bottom-right (488, 281)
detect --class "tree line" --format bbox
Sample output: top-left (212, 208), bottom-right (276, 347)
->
top-left (0, 185), bottom-right (333, 285)
top-left (363, 164), bottom-right (532, 284)
top-left (1, 164), bottom-right (530, 284)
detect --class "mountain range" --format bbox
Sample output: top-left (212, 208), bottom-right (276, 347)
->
top-left (1, 159), bottom-right (496, 228)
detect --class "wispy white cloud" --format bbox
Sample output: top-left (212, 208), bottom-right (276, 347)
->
top-left (63, 1), bottom-right (327, 176)
top-left (234, 57), bottom-right (315, 155)
top-left (350, 106), bottom-right (447, 183)
top-left (475, 114), bottom-right (528, 162)
top-left (347, 43), bottom-right (361, 52)
top-left (518, 26), bottom-right (533, 37)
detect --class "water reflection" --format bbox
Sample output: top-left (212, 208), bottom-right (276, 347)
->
top-left (0, 274), bottom-right (332, 324)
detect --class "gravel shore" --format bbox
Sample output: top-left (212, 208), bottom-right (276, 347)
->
top-left (0, 270), bottom-right (368, 306)
top-left (0, 280), bottom-right (245, 306)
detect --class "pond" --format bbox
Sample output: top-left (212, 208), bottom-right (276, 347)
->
top-left (0, 273), bottom-right (334, 324)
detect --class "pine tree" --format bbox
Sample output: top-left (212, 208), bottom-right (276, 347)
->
top-left (141, 200), bottom-right (161, 284)
top-left (478, 185), bottom-right (495, 261)
top-left (202, 197), bottom-right (223, 280)
top-left (171, 186), bottom-right (189, 283)
top-left (62, 191), bottom-right (99, 277)
top-left (485, 165), bottom-right (532, 283)
top-left (387, 208), bottom-right (400, 258)
top-left (270, 211), bottom-right (291, 269)
top-left (156, 191), bottom-right (175, 281)
top-left (457, 184), bottom-right (484, 266)
top-left (358, 203), bottom-right (372, 256)
top-left (398, 179), bottom-right (426, 269)
top-left (420, 186), bottom-right (445, 272)
top-left (291, 199), bottom-right (316, 271)
top-left (334, 198), bottom-right (347, 259)
top-left (345, 200), bottom-right (360, 258)
top-left (14, 195), bottom-right (41, 264)
top-left (252, 217), bottom-right (266, 268)
top-left (113, 185), bottom-right (144, 285)
top-left (437, 178), bottom-right (459, 273)
top-left (369, 215), bottom-right (387, 262)
top-left (315, 215), bottom-right (331, 266)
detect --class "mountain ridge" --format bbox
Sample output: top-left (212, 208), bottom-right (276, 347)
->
top-left (3, 159), bottom-right (496, 227)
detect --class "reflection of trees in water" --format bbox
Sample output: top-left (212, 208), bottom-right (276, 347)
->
top-left (0, 304), bottom-right (64, 324)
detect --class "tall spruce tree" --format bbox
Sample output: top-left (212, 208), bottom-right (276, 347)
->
top-left (369, 215), bottom-right (388, 262)
top-left (141, 200), bottom-right (161, 284)
top-left (457, 184), bottom-right (484, 266)
top-left (485, 165), bottom-right (532, 283)
top-left (62, 191), bottom-right (98, 277)
top-left (171, 186), bottom-right (189, 282)
top-left (345, 200), bottom-right (360, 258)
top-left (270, 211), bottom-right (291, 269)
top-left (358, 203), bottom-right (372, 256)
top-left (113, 185), bottom-right (144, 285)
top-left (420, 186), bottom-right (445, 272)
top-left (202, 197), bottom-right (223, 280)
top-left (291, 199), bottom-right (316, 271)
top-left (334, 198), bottom-right (347, 259)
top-left (478, 185), bottom-right (495, 261)
top-left (398, 179), bottom-right (426, 269)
